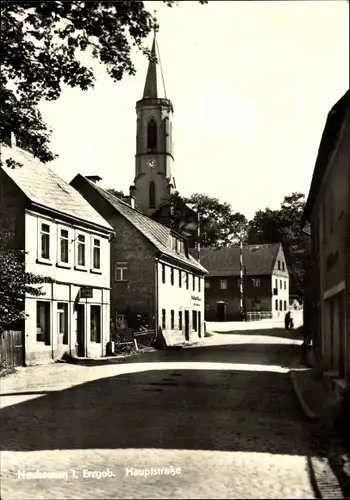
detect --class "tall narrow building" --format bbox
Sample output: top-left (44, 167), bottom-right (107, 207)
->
top-left (132, 17), bottom-right (175, 217)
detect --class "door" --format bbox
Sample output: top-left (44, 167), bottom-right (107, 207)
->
top-left (76, 304), bottom-right (85, 357)
top-left (184, 310), bottom-right (190, 341)
top-left (198, 311), bottom-right (201, 338)
top-left (217, 302), bottom-right (227, 322)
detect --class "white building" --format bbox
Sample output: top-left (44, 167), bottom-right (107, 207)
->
top-left (0, 145), bottom-right (113, 365)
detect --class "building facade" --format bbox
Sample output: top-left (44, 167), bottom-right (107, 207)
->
top-left (71, 175), bottom-right (207, 345)
top-left (198, 244), bottom-right (289, 321)
top-left (0, 145), bottom-right (113, 365)
top-left (303, 90), bottom-right (350, 385)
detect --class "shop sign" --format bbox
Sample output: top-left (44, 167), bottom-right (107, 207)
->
top-left (80, 286), bottom-right (93, 299)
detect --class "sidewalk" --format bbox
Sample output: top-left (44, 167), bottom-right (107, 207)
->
top-left (290, 367), bottom-right (350, 499)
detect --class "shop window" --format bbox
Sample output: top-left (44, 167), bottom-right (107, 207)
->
top-left (90, 305), bottom-right (101, 343)
top-left (57, 302), bottom-right (69, 344)
top-left (36, 301), bottom-right (51, 345)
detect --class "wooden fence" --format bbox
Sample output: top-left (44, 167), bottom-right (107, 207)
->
top-left (0, 330), bottom-right (24, 368)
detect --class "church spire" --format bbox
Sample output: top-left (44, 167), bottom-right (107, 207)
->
top-left (143, 11), bottom-right (167, 99)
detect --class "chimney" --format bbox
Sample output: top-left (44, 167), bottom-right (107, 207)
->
top-left (122, 185), bottom-right (135, 209)
top-left (11, 132), bottom-right (16, 149)
top-left (123, 195), bottom-right (135, 209)
top-left (86, 175), bottom-right (102, 184)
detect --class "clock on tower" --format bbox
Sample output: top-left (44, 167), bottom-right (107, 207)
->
top-left (148, 159), bottom-right (157, 168)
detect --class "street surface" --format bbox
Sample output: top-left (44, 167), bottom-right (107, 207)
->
top-left (0, 325), bottom-right (316, 499)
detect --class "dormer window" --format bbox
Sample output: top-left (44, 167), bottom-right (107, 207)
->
top-left (147, 118), bottom-right (157, 150)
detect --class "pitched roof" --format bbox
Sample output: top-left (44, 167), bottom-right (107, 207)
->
top-left (193, 244), bottom-right (281, 276)
top-left (0, 145), bottom-right (113, 231)
top-left (72, 175), bottom-right (207, 274)
top-left (143, 32), bottom-right (167, 99)
top-left (303, 90), bottom-right (349, 223)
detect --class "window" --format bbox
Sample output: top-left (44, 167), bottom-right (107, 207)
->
top-left (192, 274), bottom-right (195, 291)
top-left (115, 262), bottom-right (128, 281)
top-left (205, 280), bottom-right (210, 289)
top-left (147, 118), bottom-right (157, 149)
top-left (284, 281), bottom-right (286, 290)
top-left (275, 299), bottom-right (278, 310)
top-left (179, 270), bottom-right (182, 288)
top-left (162, 264), bottom-right (166, 284)
top-left (186, 272), bottom-right (189, 290)
top-left (279, 300), bottom-right (282, 311)
top-left (36, 301), bottom-right (50, 344)
top-left (192, 310), bottom-right (197, 332)
top-left (252, 278), bottom-right (260, 288)
top-left (220, 280), bottom-right (227, 290)
top-left (92, 238), bottom-right (101, 270)
top-left (40, 223), bottom-right (50, 260)
top-left (59, 228), bottom-right (69, 264)
top-left (171, 267), bottom-right (174, 286)
top-left (170, 310), bottom-right (175, 329)
top-left (284, 301), bottom-right (287, 311)
top-left (280, 280), bottom-right (282, 289)
top-left (149, 181), bottom-right (156, 209)
top-left (57, 303), bottom-right (68, 344)
top-left (275, 279), bottom-right (278, 289)
top-left (198, 277), bottom-right (201, 293)
top-left (282, 262), bottom-right (285, 272)
top-left (278, 260), bottom-right (281, 270)
top-left (77, 234), bottom-right (86, 266)
top-left (178, 311), bottom-right (183, 330)
top-left (90, 305), bottom-right (101, 343)
top-left (161, 309), bottom-right (166, 329)
top-left (116, 314), bottom-right (127, 331)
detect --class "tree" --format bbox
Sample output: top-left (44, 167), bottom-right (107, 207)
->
top-left (0, 234), bottom-right (53, 332)
top-left (154, 191), bottom-right (248, 248)
top-left (0, 0), bottom-right (207, 163)
top-left (248, 192), bottom-right (311, 297)
top-left (106, 188), bottom-right (125, 200)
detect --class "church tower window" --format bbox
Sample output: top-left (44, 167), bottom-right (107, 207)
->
top-left (149, 181), bottom-right (156, 208)
top-left (147, 118), bottom-right (157, 150)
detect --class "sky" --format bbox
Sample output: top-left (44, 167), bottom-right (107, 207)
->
top-left (39, 0), bottom-right (349, 220)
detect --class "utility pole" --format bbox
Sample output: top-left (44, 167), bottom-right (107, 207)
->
top-left (197, 209), bottom-right (201, 262)
top-left (239, 235), bottom-right (244, 319)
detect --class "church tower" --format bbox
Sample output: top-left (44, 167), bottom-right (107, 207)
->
top-left (133, 14), bottom-right (175, 217)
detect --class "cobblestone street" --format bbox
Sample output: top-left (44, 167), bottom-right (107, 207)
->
top-left (0, 328), bottom-right (317, 499)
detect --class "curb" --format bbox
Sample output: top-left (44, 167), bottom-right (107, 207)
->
top-left (290, 370), bottom-right (318, 420)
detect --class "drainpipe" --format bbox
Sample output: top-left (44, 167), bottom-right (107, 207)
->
top-left (154, 256), bottom-right (159, 340)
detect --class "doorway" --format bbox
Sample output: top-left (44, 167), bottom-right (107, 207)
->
top-left (198, 311), bottom-right (201, 338)
top-left (76, 304), bottom-right (85, 357)
top-left (217, 302), bottom-right (227, 322)
top-left (184, 310), bottom-right (190, 341)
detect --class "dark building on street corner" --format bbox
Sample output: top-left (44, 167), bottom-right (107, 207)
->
top-left (195, 243), bottom-right (289, 321)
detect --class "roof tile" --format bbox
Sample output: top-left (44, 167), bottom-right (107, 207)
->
top-left (192, 244), bottom-right (280, 276)
top-left (1, 145), bottom-right (112, 230)
top-left (76, 176), bottom-right (207, 274)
